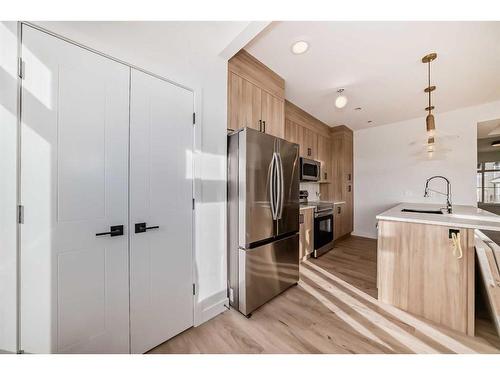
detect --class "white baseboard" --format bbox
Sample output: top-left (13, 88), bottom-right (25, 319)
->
top-left (351, 231), bottom-right (377, 239)
top-left (194, 297), bottom-right (229, 327)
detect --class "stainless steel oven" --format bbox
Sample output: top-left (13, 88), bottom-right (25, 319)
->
top-left (313, 206), bottom-right (334, 258)
top-left (300, 157), bottom-right (320, 182)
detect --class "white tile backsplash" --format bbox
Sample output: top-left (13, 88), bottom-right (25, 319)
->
top-left (300, 182), bottom-right (320, 202)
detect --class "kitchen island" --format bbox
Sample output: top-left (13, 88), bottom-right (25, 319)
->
top-left (376, 203), bottom-right (500, 335)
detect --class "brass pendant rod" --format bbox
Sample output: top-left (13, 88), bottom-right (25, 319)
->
top-left (428, 61), bottom-right (431, 114)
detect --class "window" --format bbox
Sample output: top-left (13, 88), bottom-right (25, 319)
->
top-left (477, 162), bottom-right (500, 204)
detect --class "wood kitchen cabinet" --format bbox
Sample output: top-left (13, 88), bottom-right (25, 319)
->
top-left (228, 72), bottom-right (262, 131)
top-left (301, 127), bottom-right (318, 159)
top-left (377, 220), bottom-right (475, 335)
top-left (333, 202), bottom-right (344, 240)
top-left (331, 126), bottom-right (353, 236)
top-left (261, 90), bottom-right (284, 138)
top-left (284, 118), bottom-right (300, 145)
top-left (317, 134), bottom-right (331, 182)
top-left (299, 208), bottom-right (314, 260)
top-left (228, 50), bottom-right (285, 137)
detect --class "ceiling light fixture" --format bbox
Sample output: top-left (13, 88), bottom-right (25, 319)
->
top-left (354, 107), bottom-right (362, 111)
top-left (335, 88), bottom-right (348, 109)
top-left (422, 52), bottom-right (437, 140)
top-left (367, 120), bottom-right (373, 124)
top-left (492, 140), bottom-right (500, 147)
top-left (291, 41), bottom-right (309, 55)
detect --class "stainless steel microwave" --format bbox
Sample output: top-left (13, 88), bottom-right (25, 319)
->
top-left (300, 157), bottom-right (320, 182)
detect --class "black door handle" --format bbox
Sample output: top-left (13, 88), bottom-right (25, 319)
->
top-left (262, 120), bottom-right (266, 133)
top-left (259, 120), bottom-right (262, 132)
top-left (96, 225), bottom-right (124, 237)
top-left (135, 222), bottom-right (160, 234)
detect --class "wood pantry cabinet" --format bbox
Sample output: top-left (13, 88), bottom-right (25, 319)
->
top-left (316, 134), bottom-right (331, 182)
top-left (228, 50), bottom-right (285, 138)
top-left (331, 126), bottom-right (353, 237)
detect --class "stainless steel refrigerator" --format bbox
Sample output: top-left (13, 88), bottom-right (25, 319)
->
top-left (227, 127), bottom-right (300, 316)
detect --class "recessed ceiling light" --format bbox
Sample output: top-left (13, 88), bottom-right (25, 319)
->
top-left (367, 120), bottom-right (373, 124)
top-left (492, 140), bottom-right (500, 147)
top-left (291, 41), bottom-right (309, 55)
top-left (335, 88), bottom-right (348, 109)
top-left (354, 107), bottom-right (362, 111)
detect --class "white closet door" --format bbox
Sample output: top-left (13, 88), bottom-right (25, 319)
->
top-left (20, 26), bottom-right (130, 353)
top-left (129, 69), bottom-right (194, 353)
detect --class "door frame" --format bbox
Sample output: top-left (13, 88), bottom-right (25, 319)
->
top-left (16, 21), bottom-right (201, 353)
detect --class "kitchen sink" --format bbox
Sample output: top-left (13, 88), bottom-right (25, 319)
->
top-left (401, 208), bottom-right (443, 214)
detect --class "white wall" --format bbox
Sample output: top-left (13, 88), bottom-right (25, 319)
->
top-left (28, 21), bottom-right (268, 326)
top-left (354, 100), bottom-right (500, 239)
top-left (0, 21), bottom-right (18, 353)
top-left (0, 21), bottom-right (269, 353)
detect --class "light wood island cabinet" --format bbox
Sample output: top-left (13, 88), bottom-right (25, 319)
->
top-left (377, 204), bottom-right (477, 335)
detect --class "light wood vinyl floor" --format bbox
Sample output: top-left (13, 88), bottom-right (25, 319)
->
top-left (148, 236), bottom-right (500, 354)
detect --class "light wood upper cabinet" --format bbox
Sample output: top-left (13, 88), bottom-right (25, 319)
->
top-left (261, 90), bottom-right (284, 138)
top-left (285, 118), bottom-right (300, 145)
top-left (301, 127), bottom-right (318, 159)
top-left (228, 72), bottom-right (262, 131)
top-left (228, 50), bottom-right (285, 137)
top-left (317, 134), bottom-right (332, 182)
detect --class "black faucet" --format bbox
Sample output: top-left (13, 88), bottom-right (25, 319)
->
top-left (424, 176), bottom-right (452, 214)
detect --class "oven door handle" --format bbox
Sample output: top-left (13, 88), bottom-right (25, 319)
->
top-left (314, 211), bottom-right (334, 219)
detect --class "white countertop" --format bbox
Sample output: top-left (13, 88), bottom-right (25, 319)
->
top-left (299, 205), bottom-right (315, 211)
top-left (376, 202), bottom-right (500, 232)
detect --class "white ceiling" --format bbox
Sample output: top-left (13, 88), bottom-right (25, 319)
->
top-left (33, 21), bottom-right (255, 89)
top-left (245, 21), bottom-right (500, 130)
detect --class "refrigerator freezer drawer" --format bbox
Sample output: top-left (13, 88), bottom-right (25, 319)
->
top-left (237, 233), bottom-right (299, 316)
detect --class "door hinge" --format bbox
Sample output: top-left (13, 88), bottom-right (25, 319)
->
top-left (18, 205), bottom-right (24, 224)
top-left (192, 283), bottom-right (196, 295)
top-left (192, 198), bottom-right (195, 210)
top-left (192, 112), bottom-right (196, 125)
top-left (18, 58), bottom-right (25, 79)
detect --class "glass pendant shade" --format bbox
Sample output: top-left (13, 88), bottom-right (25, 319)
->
top-left (426, 113), bottom-right (435, 136)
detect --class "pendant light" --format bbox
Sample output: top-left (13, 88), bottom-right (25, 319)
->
top-left (422, 53), bottom-right (437, 142)
top-left (335, 88), bottom-right (348, 109)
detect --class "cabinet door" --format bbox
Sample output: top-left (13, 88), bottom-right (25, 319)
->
top-left (261, 91), bottom-right (284, 138)
top-left (378, 221), bottom-right (474, 334)
top-left (317, 134), bottom-right (332, 182)
top-left (302, 127), bottom-right (318, 159)
top-left (331, 134), bottom-right (345, 201)
top-left (344, 133), bottom-right (353, 233)
top-left (299, 209), bottom-right (314, 260)
top-left (285, 119), bottom-right (299, 144)
top-left (334, 203), bottom-right (345, 240)
top-left (228, 72), bottom-right (262, 131)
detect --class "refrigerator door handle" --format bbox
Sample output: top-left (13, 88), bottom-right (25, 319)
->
top-left (276, 152), bottom-right (284, 219)
top-left (269, 152), bottom-right (278, 220)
